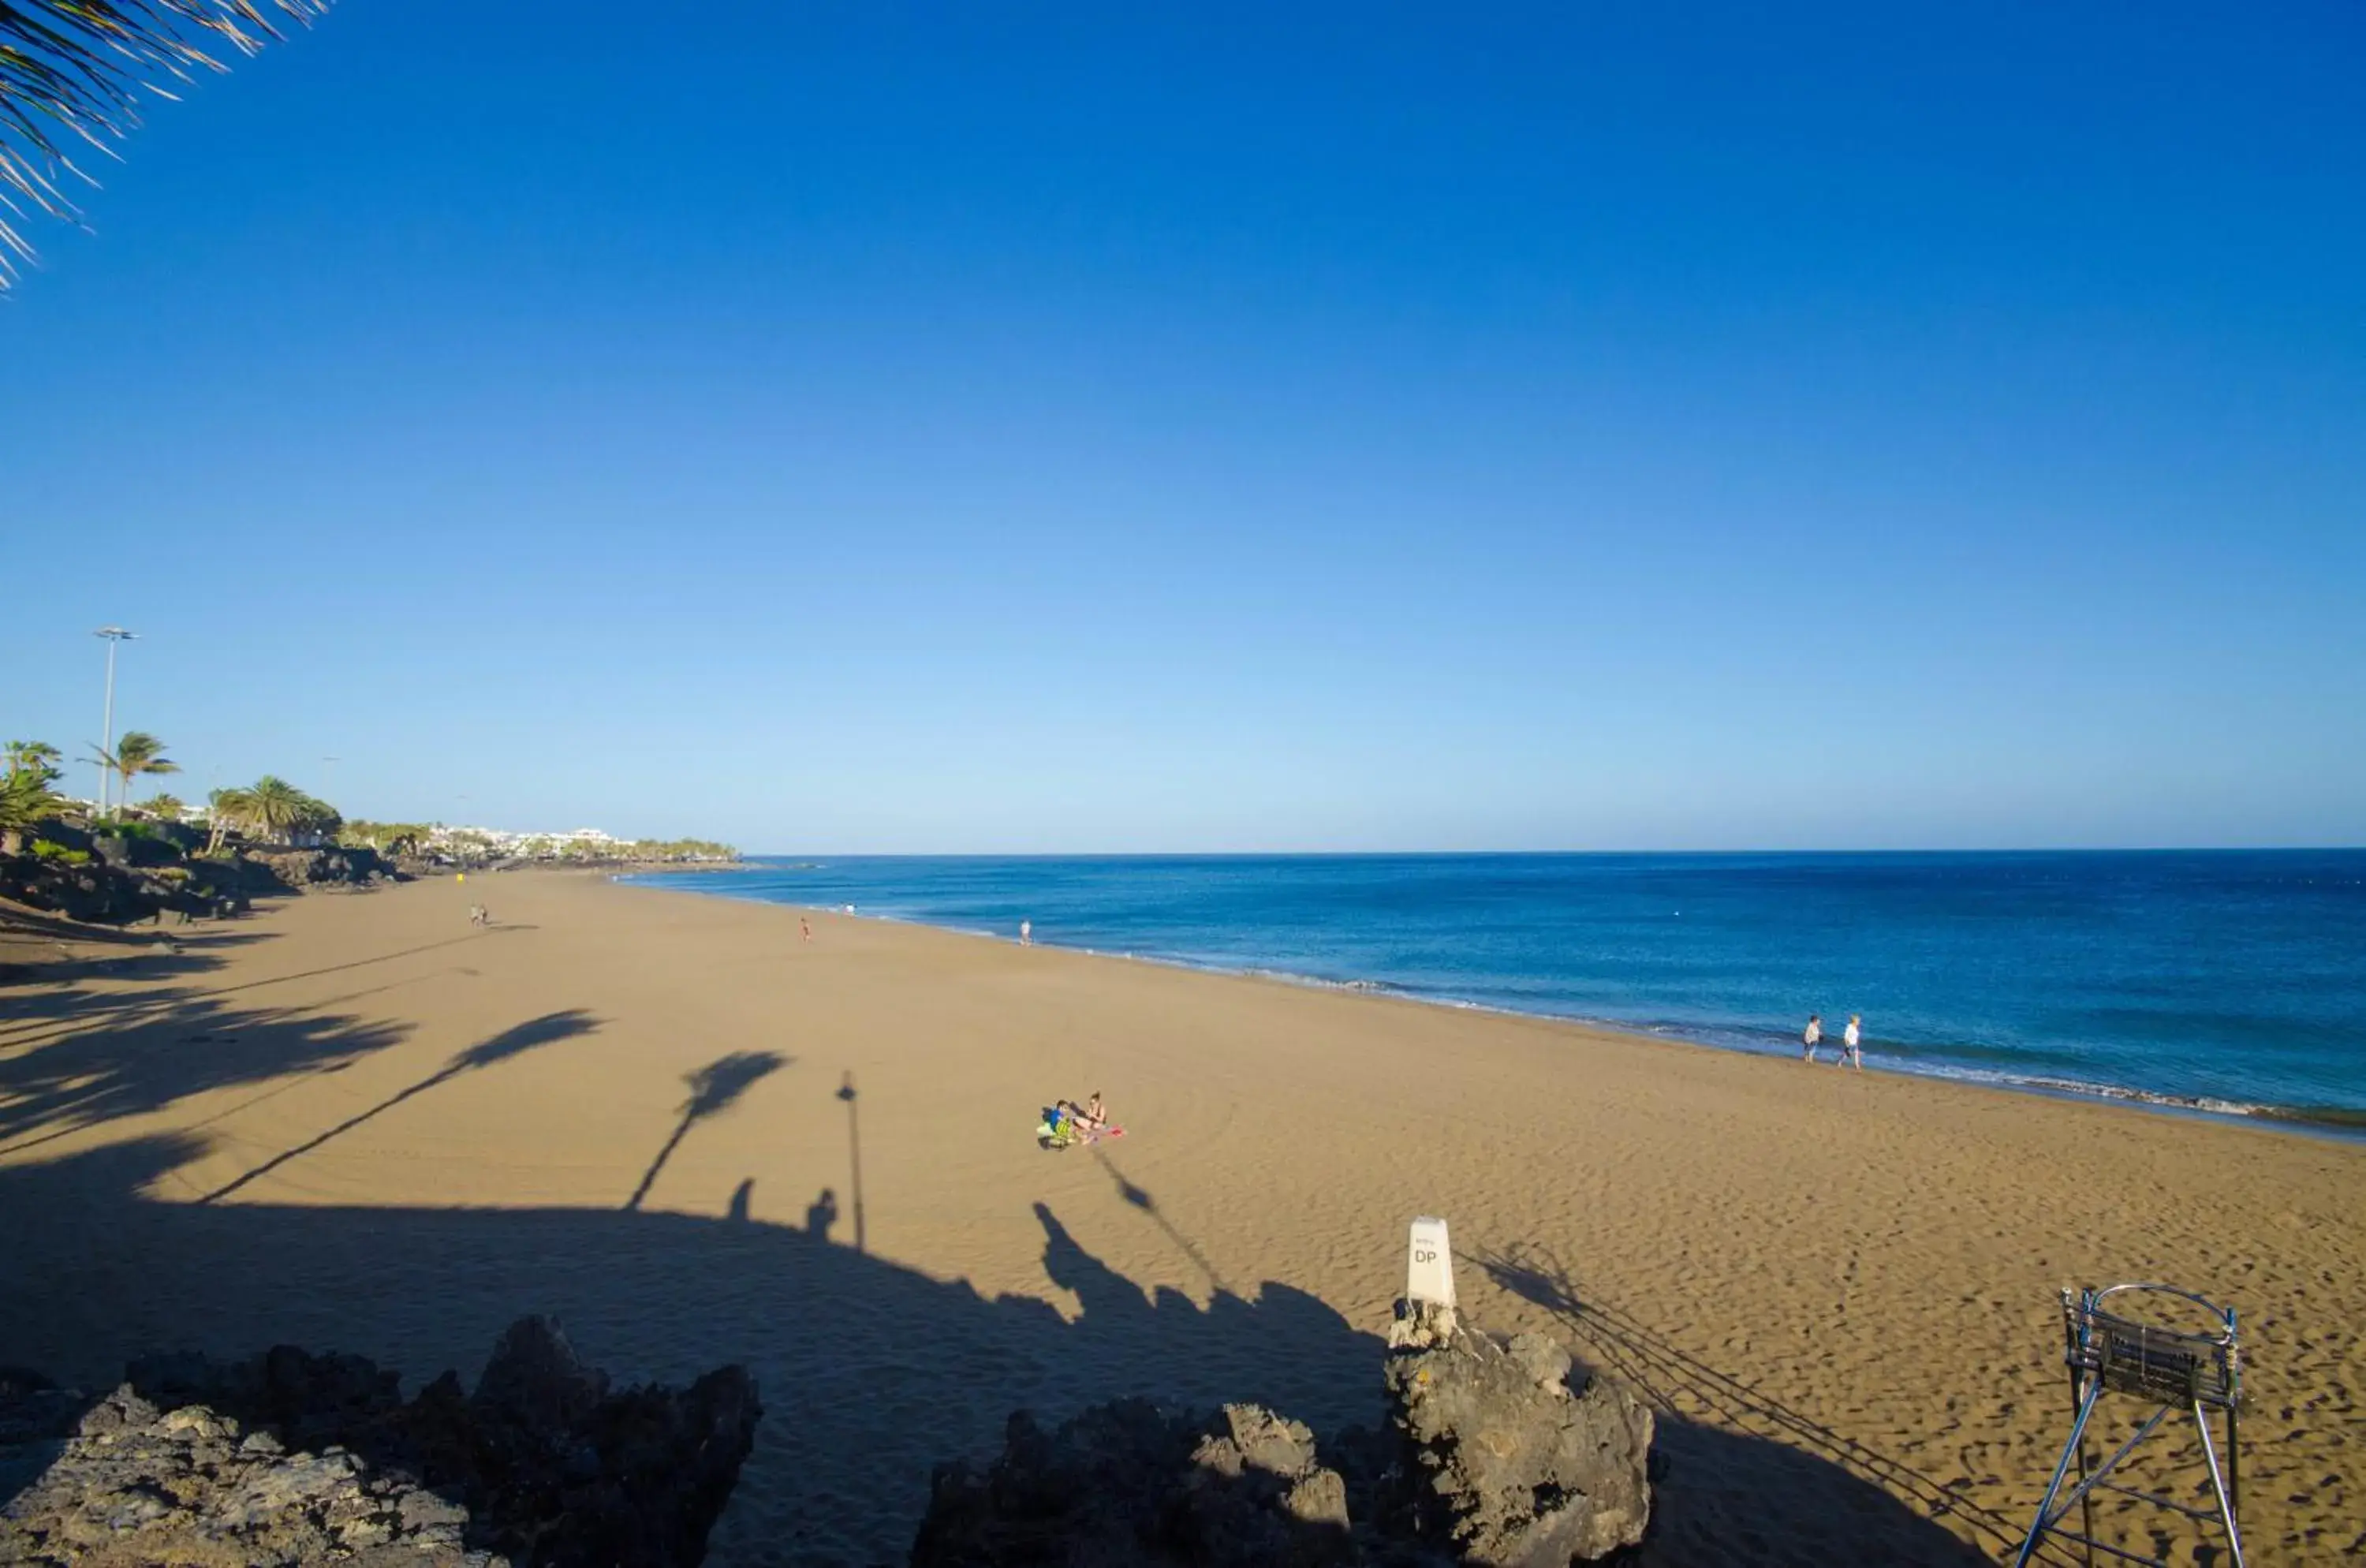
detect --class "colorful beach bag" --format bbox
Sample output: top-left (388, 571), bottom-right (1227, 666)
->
top-left (1037, 1107), bottom-right (1075, 1149)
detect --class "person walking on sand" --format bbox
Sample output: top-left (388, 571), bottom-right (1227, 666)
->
top-left (1843, 1014), bottom-right (1863, 1071)
top-left (1020, 919), bottom-right (1032, 946)
top-left (1801, 1014), bottom-right (1822, 1063)
top-left (800, 917), bottom-right (812, 943)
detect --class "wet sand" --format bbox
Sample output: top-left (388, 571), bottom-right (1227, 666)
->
top-left (2, 874), bottom-right (2359, 1564)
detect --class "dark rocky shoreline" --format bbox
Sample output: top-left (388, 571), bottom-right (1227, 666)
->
top-left (910, 1302), bottom-right (1651, 1566)
top-left (0, 1318), bottom-right (759, 1568)
top-left (2, 1303), bottom-right (1650, 1567)
top-left (0, 816), bottom-right (401, 930)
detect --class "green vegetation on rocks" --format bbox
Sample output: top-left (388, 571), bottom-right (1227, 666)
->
top-left (2, 741), bottom-right (71, 855)
top-left (5, 730), bottom-right (734, 924)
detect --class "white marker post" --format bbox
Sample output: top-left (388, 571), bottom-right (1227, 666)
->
top-left (1406, 1215), bottom-right (1457, 1335)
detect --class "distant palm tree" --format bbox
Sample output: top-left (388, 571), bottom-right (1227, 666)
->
top-left (291, 789), bottom-right (341, 842)
top-left (89, 731), bottom-right (179, 817)
top-left (146, 792), bottom-right (188, 821)
top-left (242, 775), bottom-right (308, 840)
top-left (6, 740), bottom-right (63, 780)
top-left (206, 786), bottom-right (257, 853)
top-left (1, 2), bottom-right (328, 289)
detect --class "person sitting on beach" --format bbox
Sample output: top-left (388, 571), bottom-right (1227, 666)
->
top-left (1039, 1101), bottom-right (1085, 1149)
top-left (1079, 1092), bottom-right (1110, 1133)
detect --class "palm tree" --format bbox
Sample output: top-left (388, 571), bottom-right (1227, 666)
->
top-left (88, 731), bottom-right (179, 817)
top-left (241, 775), bottom-right (308, 841)
top-left (289, 789), bottom-right (341, 842)
top-left (6, 740), bottom-right (63, 780)
top-left (1, 767), bottom-right (68, 854)
top-left (205, 786), bottom-right (256, 853)
top-left (146, 792), bottom-right (188, 821)
top-left (1, 2), bottom-right (328, 290)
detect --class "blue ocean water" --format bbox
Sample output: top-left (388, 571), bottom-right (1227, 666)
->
top-left (626, 852), bottom-right (2366, 1127)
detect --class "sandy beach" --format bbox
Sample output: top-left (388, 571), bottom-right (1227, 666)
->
top-left (2, 874), bottom-right (2358, 1565)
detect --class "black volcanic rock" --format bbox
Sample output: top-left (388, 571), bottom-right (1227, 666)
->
top-left (911, 1399), bottom-right (1357, 1567)
top-left (1, 1316), bottom-right (759, 1568)
top-left (1377, 1309), bottom-right (1652, 1564)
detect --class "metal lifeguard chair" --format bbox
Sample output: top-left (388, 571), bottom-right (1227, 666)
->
top-left (2013, 1282), bottom-right (2245, 1568)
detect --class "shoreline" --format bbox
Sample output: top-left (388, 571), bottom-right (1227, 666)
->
top-left (619, 873), bottom-right (2366, 1143)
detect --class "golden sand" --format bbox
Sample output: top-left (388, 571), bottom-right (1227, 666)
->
top-left (2, 875), bottom-right (2358, 1564)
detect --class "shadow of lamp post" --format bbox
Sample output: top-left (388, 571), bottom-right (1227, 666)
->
top-left (838, 1070), bottom-right (866, 1254)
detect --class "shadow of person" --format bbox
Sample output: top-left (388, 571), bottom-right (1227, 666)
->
top-left (1034, 1200), bottom-right (1153, 1330)
top-left (1030, 1202), bottom-right (1387, 1440)
top-left (804, 1187), bottom-right (838, 1240)
top-left (726, 1178), bottom-right (754, 1223)
top-left (625, 1051), bottom-right (791, 1211)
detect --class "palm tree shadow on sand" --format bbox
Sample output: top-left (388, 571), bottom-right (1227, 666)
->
top-left (0, 997), bottom-right (414, 1162)
top-left (196, 1010), bottom-right (603, 1204)
top-left (624, 1051), bottom-right (791, 1211)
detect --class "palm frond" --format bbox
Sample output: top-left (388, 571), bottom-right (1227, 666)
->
top-left (0, 763), bottom-right (68, 833)
top-left (0, 0), bottom-right (328, 289)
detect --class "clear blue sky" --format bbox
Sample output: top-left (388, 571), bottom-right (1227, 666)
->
top-left (6, 2), bottom-right (2360, 851)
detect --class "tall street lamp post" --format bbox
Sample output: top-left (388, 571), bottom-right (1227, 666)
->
top-left (92, 626), bottom-right (136, 816)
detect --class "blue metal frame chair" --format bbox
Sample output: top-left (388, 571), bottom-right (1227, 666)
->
top-left (2014, 1282), bottom-right (2244, 1568)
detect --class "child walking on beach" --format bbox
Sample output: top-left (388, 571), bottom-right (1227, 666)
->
top-left (1801, 1014), bottom-right (1822, 1063)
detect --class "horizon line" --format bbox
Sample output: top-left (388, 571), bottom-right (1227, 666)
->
top-left (715, 844), bottom-right (2366, 860)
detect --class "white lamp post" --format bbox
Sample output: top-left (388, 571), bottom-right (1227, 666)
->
top-left (92, 626), bottom-right (136, 816)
